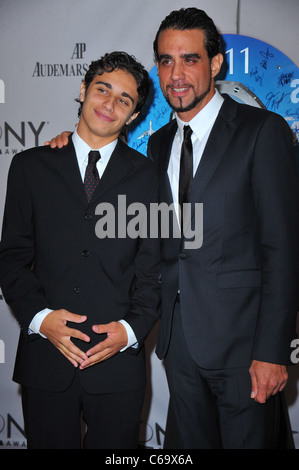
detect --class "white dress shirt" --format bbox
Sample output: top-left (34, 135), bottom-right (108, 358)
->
top-left (29, 130), bottom-right (137, 350)
top-left (168, 89), bottom-right (224, 219)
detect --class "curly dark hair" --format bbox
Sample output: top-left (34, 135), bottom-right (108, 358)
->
top-left (77, 51), bottom-right (150, 118)
top-left (153, 7), bottom-right (223, 63)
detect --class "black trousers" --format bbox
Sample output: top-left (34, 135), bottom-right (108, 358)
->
top-left (164, 300), bottom-right (282, 449)
top-left (22, 370), bottom-right (145, 449)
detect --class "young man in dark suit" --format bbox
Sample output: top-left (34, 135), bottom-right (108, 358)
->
top-left (0, 52), bottom-right (161, 449)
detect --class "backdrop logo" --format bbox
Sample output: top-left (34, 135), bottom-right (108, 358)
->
top-left (0, 414), bottom-right (26, 448)
top-left (0, 79), bottom-right (4, 103)
top-left (0, 121), bottom-right (48, 154)
top-left (71, 43), bottom-right (86, 59)
top-left (32, 43), bottom-right (89, 77)
top-left (139, 420), bottom-right (165, 449)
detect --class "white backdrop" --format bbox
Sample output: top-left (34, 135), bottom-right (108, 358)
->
top-left (0, 0), bottom-right (298, 449)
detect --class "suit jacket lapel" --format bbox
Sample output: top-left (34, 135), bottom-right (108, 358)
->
top-left (157, 120), bottom-right (183, 245)
top-left (179, 95), bottom-right (240, 239)
top-left (89, 139), bottom-right (134, 206)
top-left (158, 120), bottom-right (177, 206)
top-left (53, 137), bottom-right (136, 209)
top-left (52, 139), bottom-right (87, 206)
top-left (158, 97), bottom-right (239, 209)
top-left (190, 95), bottom-right (239, 204)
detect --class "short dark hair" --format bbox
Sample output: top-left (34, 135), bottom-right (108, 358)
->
top-left (153, 8), bottom-right (222, 62)
top-left (77, 51), bottom-right (150, 117)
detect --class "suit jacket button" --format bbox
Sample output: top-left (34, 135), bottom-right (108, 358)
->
top-left (85, 214), bottom-right (92, 221)
top-left (179, 253), bottom-right (187, 260)
top-left (82, 249), bottom-right (89, 257)
top-left (74, 287), bottom-right (80, 294)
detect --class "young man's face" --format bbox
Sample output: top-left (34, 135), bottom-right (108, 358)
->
top-left (156, 28), bottom-right (223, 122)
top-left (77, 68), bottom-right (139, 148)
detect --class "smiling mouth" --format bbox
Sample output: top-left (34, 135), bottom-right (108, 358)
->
top-left (168, 85), bottom-right (193, 96)
top-left (94, 109), bottom-right (115, 122)
top-left (172, 86), bottom-right (190, 92)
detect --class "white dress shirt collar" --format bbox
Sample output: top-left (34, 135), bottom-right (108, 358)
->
top-left (175, 89), bottom-right (224, 142)
top-left (72, 129), bottom-right (118, 179)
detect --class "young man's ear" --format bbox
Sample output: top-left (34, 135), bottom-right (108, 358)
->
top-left (79, 82), bottom-right (86, 102)
top-left (126, 112), bottom-right (139, 126)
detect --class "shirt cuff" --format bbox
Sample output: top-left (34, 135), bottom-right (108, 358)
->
top-left (29, 312), bottom-right (138, 350)
top-left (118, 319), bottom-right (138, 352)
top-left (29, 308), bottom-right (53, 338)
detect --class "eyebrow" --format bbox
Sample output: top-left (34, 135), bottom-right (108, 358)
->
top-left (95, 80), bottom-right (135, 105)
top-left (158, 53), bottom-right (201, 62)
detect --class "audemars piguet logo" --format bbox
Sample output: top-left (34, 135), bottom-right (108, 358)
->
top-left (32, 43), bottom-right (89, 77)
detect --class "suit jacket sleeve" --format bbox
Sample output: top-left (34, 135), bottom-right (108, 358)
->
top-left (0, 153), bottom-right (49, 335)
top-left (250, 113), bottom-right (299, 364)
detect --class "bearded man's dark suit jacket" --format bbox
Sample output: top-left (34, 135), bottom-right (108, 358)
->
top-left (0, 138), bottom-right (161, 397)
top-left (148, 94), bottom-right (299, 447)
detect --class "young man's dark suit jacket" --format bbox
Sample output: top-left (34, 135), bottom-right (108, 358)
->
top-left (0, 137), bottom-right (161, 395)
top-left (148, 94), bottom-right (299, 371)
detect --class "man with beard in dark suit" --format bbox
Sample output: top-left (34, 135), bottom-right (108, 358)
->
top-left (147, 8), bottom-right (299, 448)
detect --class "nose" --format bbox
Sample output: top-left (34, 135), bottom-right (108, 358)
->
top-left (171, 60), bottom-right (185, 81)
top-left (103, 97), bottom-right (114, 112)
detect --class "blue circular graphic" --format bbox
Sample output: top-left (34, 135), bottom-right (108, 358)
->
top-left (128, 65), bottom-right (171, 156)
top-left (128, 34), bottom-right (299, 165)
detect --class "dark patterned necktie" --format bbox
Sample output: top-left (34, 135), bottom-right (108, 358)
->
top-left (84, 150), bottom-right (101, 202)
top-left (179, 125), bottom-right (193, 226)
